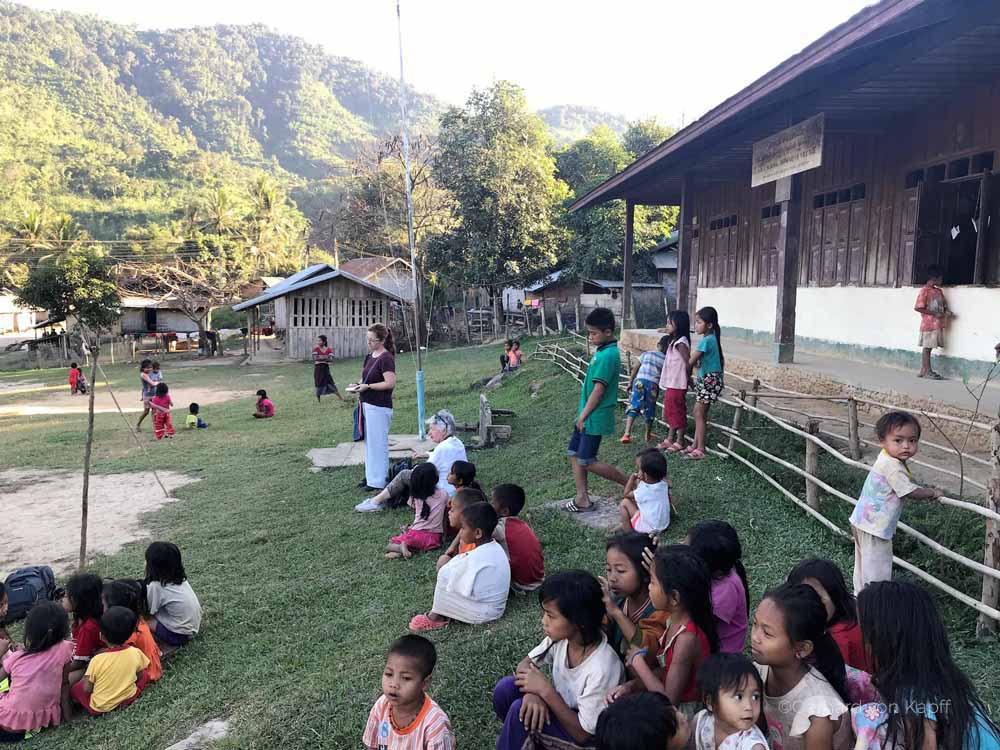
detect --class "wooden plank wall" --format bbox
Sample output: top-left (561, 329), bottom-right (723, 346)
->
top-left (284, 277), bottom-right (391, 360)
top-left (693, 78), bottom-right (1000, 289)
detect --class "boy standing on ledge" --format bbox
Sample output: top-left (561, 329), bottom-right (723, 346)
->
top-left (914, 264), bottom-right (952, 380)
top-left (563, 307), bottom-right (628, 512)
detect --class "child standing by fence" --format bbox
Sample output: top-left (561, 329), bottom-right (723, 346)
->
top-left (658, 311), bottom-right (691, 453)
top-left (684, 307), bottom-right (724, 461)
top-left (849, 411), bottom-right (941, 592)
top-left (621, 337), bottom-right (667, 445)
top-left (150, 383), bottom-right (174, 440)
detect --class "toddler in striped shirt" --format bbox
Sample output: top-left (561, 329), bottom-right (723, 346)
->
top-left (363, 635), bottom-right (455, 750)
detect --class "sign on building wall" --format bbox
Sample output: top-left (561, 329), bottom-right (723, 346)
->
top-left (751, 113), bottom-right (825, 188)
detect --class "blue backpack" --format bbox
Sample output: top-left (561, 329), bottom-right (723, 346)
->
top-left (2, 566), bottom-right (56, 624)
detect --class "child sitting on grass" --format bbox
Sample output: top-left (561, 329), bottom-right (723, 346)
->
top-left (63, 573), bottom-right (104, 684)
top-left (443, 460), bottom-right (480, 537)
top-left (490, 483), bottom-right (544, 593)
top-left (102, 580), bottom-right (162, 683)
top-left (145, 542), bottom-right (202, 649)
top-left (0, 602), bottom-right (74, 739)
top-left (600, 532), bottom-right (664, 668)
top-left (69, 606), bottom-right (149, 717)
top-left (595, 692), bottom-right (691, 750)
top-left (436, 487), bottom-right (491, 568)
top-left (621, 336), bottom-right (666, 444)
top-left (410, 503), bottom-right (510, 632)
top-left (386, 463), bottom-right (449, 560)
top-left (620, 448), bottom-right (670, 535)
top-left (253, 389), bottom-right (275, 418)
top-left (687, 521), bottom-right (749, 654)
top-left (849, 411), bottom-right (941, 592)
top-left (186, 402), bottom-right (208, 429)
top-left (692, 653), bottom-right (769, 750)
top-left (150, 382), bottom-right (175, 440)
top-left (0, 583), bottom-right (8, 643)
top-left (363, 635), bottom-right (455, 749)
top-left (493, 571), bottom-right (623, 749)
top-left (68, 363), bottom-right (87, 395)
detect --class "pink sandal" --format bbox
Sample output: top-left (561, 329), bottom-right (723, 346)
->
top-left (409, 613), bottom-right (450, 632)
top-left (683, 449), bottom-right (706, 460)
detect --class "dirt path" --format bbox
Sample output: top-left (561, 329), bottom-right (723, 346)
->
top-left (0, 385), bottom-right (250, 417)
top-left (0, 470), bottom-right (198, 578)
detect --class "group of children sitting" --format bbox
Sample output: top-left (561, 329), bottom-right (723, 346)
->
top-left (0, 542), bottom-right (202, 740)
top-left (367, 517), bottom-right (1000, 750)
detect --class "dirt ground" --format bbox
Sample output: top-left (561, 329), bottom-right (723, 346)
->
top-left (0, 385), bottom-right (249, 417)
top-left (0, 470), bottom-right (198, 578)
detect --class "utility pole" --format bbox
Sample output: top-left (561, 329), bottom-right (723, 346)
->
top-left (397, 0), bottom-right (426, 438)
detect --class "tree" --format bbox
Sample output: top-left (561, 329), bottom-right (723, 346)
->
top-left (16, 247), bottom-right (121, 570)
top-left (432, 81), bottom-right (568, 321)
top-left (335, 134), bottom-right (457, 259)
top-left (622, 118), bottom-right (675, 159)
top-left (556, 126), bottom-right (674, 281)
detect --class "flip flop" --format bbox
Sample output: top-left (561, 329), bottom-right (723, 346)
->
top-left (683, 449), bottom-right (706, 460)
top-left (563, 499), bottom-right (597, 513)
top-left (409, 614), bottom-right (450, 632)
top-left (927, 372), bottom-right (944, 380)
top-left (619, 435), bottom-right (632, 444)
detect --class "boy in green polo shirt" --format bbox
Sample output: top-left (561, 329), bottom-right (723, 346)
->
top-left (564, 307), bottom-right (629, 512)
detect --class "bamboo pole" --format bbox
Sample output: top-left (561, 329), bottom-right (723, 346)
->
top-left (847, 397), bottom-right (862, 460)
top-left (724, 431), bottom-right (1000, 581)
top-left (805, 421), bottom-right (820, 510)
top-left (722, 439), bottom-right (1000, 622)
top-left (728, 392), bottom-right (745, 451)
top-left (575, 302), bottom-right (582, 333)
top-left (749, 378), bottom-right (761, 410)
top-left (555, 305), bottom-right (563, 334)
top-left (979, 422), bottom-right (1000, 636)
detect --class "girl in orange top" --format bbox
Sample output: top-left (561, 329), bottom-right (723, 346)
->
top-left (102, 580), bottom-right (162, 682)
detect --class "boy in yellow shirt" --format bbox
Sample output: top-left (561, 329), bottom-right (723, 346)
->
top-left (69, 606), bottom-right (149, 716)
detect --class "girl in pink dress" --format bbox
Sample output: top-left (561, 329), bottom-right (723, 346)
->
top-left (0, 602), bottom-right (75, 736)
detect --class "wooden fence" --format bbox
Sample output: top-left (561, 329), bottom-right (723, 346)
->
top-left (535, 339), bottom-right (1000, 633)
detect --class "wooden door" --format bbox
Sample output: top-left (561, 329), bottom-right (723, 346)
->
top-left (835, 202), bottom-right (851, 283)
top-left (809, 208), bottom-right (824, 285)
top-left (727, 224), bottom-right (738, 284)
top-left (822, 206), bottom-right (839, 284)
top-left (848, 201), bottom-right (866, 283)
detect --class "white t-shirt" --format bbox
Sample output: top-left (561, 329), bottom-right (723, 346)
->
top-left (634, 480), bottom-right (670, 533)
top-left (147, 580), bottom-right (202, 636)
top-left (428, 436), bottom-right (467, 496)
top-left (755, 663), bottom-right (852, 750)
top-left (432, 540), bottom-right (510, 624)
top-left (527, 635), bottom-right (624, 735)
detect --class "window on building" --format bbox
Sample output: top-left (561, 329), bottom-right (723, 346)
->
top-left (704, 213), bottom-right (740, 286)
top-left (807, 183), bottom-right (867, 286)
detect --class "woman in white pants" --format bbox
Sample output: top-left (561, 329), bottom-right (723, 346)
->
top-left (354, 324), bottom-right (396, 492)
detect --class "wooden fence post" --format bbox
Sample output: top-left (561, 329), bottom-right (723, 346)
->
top-left (805, 420), bottom-right (820, 510)
top-left (728, 391), bottom-right (746, 451)
top-left (749, 378), bottom-right (761, 409)
top-left (526, 308), bottom-right (533, 338)
top-left (847, 397), bottom-right (862, 460)
top-left (555, 305), bottom-right (564, 333)
top-left (575, 302), bottom-right (582, 333)
top-left (978, 421), bottom-right (1000, 636)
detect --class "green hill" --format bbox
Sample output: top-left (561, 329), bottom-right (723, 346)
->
top-left (0, 2), bottom-right (629, 240)
top-left (539, 104), bottom-right (629, 146)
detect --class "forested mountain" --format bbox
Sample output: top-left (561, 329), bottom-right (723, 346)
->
top-left (0, 2), bottom-right (632, 241)
top-left (539, 105), bottom-right (629, 146)
top-left (0, 1), bottom-right (444, 237)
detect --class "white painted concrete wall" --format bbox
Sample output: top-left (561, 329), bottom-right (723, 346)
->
top-left (696, 286), bottom-right (777, 334)
top-left (697, 285), bottom-right (1000, 363)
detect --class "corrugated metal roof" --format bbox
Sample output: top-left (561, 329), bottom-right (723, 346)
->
top-left (571, 0), bottom-right (1000, 211)
top-left (232, 267), bottom-right (404, 311)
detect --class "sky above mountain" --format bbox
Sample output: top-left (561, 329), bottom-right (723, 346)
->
top-left (21, 0), bottom-right (874, 127)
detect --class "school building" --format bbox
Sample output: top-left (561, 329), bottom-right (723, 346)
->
top-left (572, 0), bottom-right (1000, 375)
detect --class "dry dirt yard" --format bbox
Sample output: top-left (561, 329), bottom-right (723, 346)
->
top-left (0, 469), bottom-right (198, 578)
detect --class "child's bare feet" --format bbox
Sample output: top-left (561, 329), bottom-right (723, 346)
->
top-left (400, 542), bottom-right (412, 559)
top-left (385, 552), bottom-right (402, 559)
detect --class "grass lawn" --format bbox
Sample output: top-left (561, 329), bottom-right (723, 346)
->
top-left (1, 340), bottom-right (998, 749)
